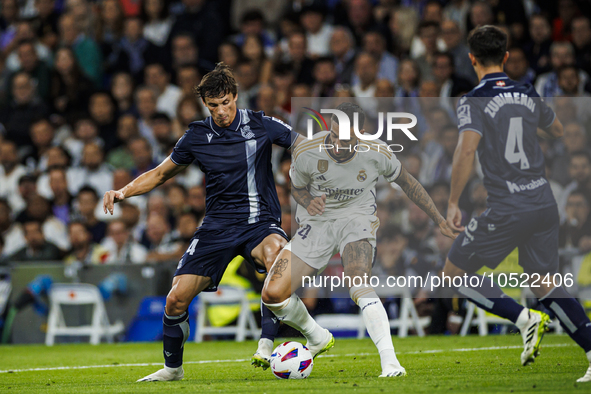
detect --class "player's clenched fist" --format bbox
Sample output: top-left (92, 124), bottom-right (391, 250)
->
top-left (307, 194), bottom-right (326, 216)
top-left (103, 190), bottom-right (125, 215)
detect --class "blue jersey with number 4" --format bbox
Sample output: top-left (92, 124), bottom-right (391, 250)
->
top-left (171, 109), bottom-right (297, 228)
top-left (457, 72), bottom-right (557, 214)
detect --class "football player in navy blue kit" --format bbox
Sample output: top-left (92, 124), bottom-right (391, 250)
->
top-left (102, 63), bottom-right (315, 381)
top-left (443, 26), bottom-right (591, 382)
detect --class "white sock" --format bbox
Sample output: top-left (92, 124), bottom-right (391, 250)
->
top-left (264, 293), bottom-right (325, 345)
top-left (587, 350), bottom-right (591, 364)
top-left (351, 285), bottom-right (401, 370)
top-left (515, 308), bottom-right (530, 330)
top-left (257, 338), bottom-right (273, 356)
top-left (164, 365), bottom-right (180, 373)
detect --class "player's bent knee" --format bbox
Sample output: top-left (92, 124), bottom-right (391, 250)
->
top-left (261, 284), bottom-right (289, 305)
top-left (165, 293), bottom-right (189, 315)
top-left (442, 258), bottom-right (466, 278)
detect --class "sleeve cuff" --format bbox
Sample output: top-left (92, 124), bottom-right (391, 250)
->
top-left (459, 128), bottom-right (483, 136)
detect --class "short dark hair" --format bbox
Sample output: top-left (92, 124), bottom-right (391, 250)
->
top-left (332, 102), bottom-right (366, 129)
top-left (241, 9), bottom-right (265, 25)
top-left (77, 185), bottom-right (99, 201)
top-left (151, 112), bottom-right (172, 123)
top-left (194, 62), bottom-right (238, 100)
top-left (467, 25), bottom-right (507, 66)
top-left (568, 189), bottom-right (590, 206)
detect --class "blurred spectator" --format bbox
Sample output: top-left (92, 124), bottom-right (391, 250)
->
top-left (404, 202), bottom-right (436, 256)
top-left (300, 4), bottom-right (332, 58)
top-left (523, 14), bottom-right (553, 75)
top-left (151, 112), bottom-right (175, 162)
top-left (233, 9), bottom-right (275, 58)
top-left (559, 190), bottom-right (591, 253)
top-left (552, 123), bottom-right (589, 187)
top-left (135, 86), bottom-right (158, 145)
top-left (105, 16), bottom-right (159, 82)
top-left (34, 0), bottom-right (60, 49)
top-left (560, 151), bottom-right (591, 221)
top-left (176, 64), bottom-right (201, 98)
top-left (311, 57), bottom-right (337, 98)
top-left (571, 16), bottom-right (591, 75)
top-left (0, 199), bottom-right (19, 258)
top-left (0, 0), bottom-right (20, 54)
top-left (7, 39), bottom-right (51, 99)
top-left (504, 47), bottom-right (536, 84)
top-left (95, 0), bottom-right (125, 52)
top-left (106, 114), bottom-right (139, 170)
top-left (48, 166), bottom-right (72, 224)
top-left (469, 180), bottom-right (488, 218)
top-left (110, 72), bottom-right (134, 113)
top-left (419, 125), bottom-right (458, 187)
top-left (143, 212), bottom-right (176, 256)
top-left (88, 92), bottom-right (118, 151)
top-left (171, 33), bottom-right (200, 72)
top-left (467, 1), bottom-right (494, 31)
top-left (256, 85), bottom-right (289, 122)
top-left (443, 0), bottom-right (470, 34)
top-left (9, 220), bottom-right (62, 261)
top-left (440, 19), bottom-right (475, 83)
top-left (535, 41), bottom-right (588, 97)
top-left (64, 220), bottom-right (109, 265)
top-left (0, 71), bottom-right (49, 147)
top-left (432, 52), bottom-right (473, 111)
top-left (129, 136), bottom-right (156, 177)
top-left (352, 52), bottom-right (378, 98)
top-left (241, 33), bottom-right (272, 85)
top-left (357, 30), bottom-right (397, 85)
top-left (413, 21), bottom-right (440, 81)
top-left (168, 0), bottom-right (225, 65)
top-left (272, 62), bottom-right (295, 113)
top-left (330, 26), bottom-right (356, 85)
top-left (13, 193), bottom-right (69, 252)
top-left (286, 31), bottom-right (314, 85)
top-left (395, 58), bottom-right (421, 100)
top-left (145, 63), bottom-right (182, 119)
top-left (388, 7), bottom-right (418, 57)
top-left (141, 0), bottom-right (174, 47)
top-left (429, 181), bottom-right (451, 219)
top-left (69, 142), bottom-right (113, 195)
top-left (173, 94), bottom-right (204, 136)
top-left (58, 13), bottom-right (102, 86)
top-left (26, 117), bottom-right (55, 172)
top-left (49, 46), bottom-right (95, 119)
top-left (102, 219), bottom-right (147, 264)
top-left (235, 60), bottom-right (260, 109)
top-left (75, 185), bottom-right (106, 243)
top-left (0, 140), bottom-right (27, 210)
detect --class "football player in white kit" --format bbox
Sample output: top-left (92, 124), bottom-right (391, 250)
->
top-left (259, 102), bottom-right (457, 377)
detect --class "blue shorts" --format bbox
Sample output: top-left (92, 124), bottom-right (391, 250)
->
top-left (448, 205), bottom-right (559, 275)
top-left (174, 220), bottom-right (288, 291)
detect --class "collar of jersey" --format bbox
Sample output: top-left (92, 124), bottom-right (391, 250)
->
top-left (207, 109), bottom-right (242, 135)
top-left (481, 72), bottom-right (508, 82)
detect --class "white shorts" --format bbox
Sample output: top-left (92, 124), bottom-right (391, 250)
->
top-left (289, 214), bottom-right (379, 270)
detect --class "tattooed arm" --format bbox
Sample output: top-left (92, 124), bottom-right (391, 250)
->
top-left (394, 167), bottom-right (457, 239)
top-left (291, 180), bottom-right (326, 216)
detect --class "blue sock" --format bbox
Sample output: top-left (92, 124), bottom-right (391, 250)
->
top-left (540, 286), bottom-right (591, 353)
top-left (260, 302), bottom-right (280, 341)
top-left (163, 311), bottom-right (190, 368)
top-left (458, 274), bottom-right (525, 323)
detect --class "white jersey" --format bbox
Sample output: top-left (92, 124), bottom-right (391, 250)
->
top-left (291, 131), bottom-right (402, 221)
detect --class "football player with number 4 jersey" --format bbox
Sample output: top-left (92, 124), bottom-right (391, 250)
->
top-left (442, 25), bottom-right (591, 382)
top-left (260, 102), bottom-right (456, 378)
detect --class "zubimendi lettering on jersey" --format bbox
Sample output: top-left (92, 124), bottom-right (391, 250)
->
top-left (483, 92), bottom-right (537, 118)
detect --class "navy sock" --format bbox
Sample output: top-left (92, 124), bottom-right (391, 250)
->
top-left (260, 302), bottom-right (280, 341)
top-left (540, 286), bottom-right (591, 353)
top-left (458, 274), bottom-right (525, 324)
top-left (163, 311), bottom-right (190, 368)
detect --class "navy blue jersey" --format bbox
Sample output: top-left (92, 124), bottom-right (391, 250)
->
top-left (457, 72), bottom-right (557, 214)
top-left (171, 109), bottom-right (297, 228)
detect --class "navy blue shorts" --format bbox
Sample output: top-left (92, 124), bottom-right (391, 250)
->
top-left (448, 205), bottom-right (559, 275)
top-left (174, 220), bottom-right (288, 291)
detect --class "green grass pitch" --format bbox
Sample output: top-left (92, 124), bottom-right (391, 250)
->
top-left (0, 334), bottom-right (589, 393)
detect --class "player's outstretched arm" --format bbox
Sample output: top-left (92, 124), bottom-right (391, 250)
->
top-left (103, 156), bottom-right (188, 215)
top-left (290, 180), bottom-right (326, 216)
top-left (447, 130), bottom-right (481, 231)
top-left (394, 167), bottom-right (457, 239)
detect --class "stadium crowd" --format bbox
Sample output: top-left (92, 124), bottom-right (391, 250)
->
top-left (0, 0), bottom-right (590, 325)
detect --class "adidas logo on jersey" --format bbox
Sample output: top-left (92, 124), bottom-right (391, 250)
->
top-left (316, 175), bottom-right (327, 181)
